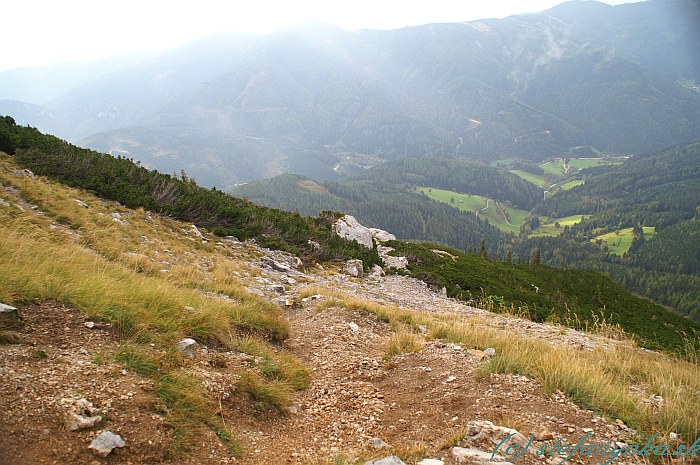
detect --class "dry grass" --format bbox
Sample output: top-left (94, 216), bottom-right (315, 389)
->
top-left (297, 285), bottom-right (700, 445)
top-left (0, 157), bottom-right (306, 452)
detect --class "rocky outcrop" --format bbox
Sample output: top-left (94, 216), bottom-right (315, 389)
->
top-left (333, 215), bottom-right (374, 249)
top-left (369, 228), bottom-right (396, 243)
top-left (332, 215), bottom-right (396, 249)
top-left (377, 246), bottom-right (408, 270)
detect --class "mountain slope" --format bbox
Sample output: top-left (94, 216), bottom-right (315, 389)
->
top-left (2, 1), bottom-right (699, 186)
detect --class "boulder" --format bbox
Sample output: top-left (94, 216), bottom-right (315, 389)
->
top-left (344, 259), bottom-right (364, 278)
top-left (332, 215), bottom-right (374, 249)
top-left (88, 431), bottom-right (125, 457)
top-left (0, 303), bottom-right (19, 330)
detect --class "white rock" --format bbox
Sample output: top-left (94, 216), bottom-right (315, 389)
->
top-left (348, 322), bottom-right (360, 332)
top-left (452, 447), bottom-right (513, 464)
top-left (177, 338), bottom-right (198, 359)
top-left (84, 321), bottom-right (95, 329)
top-left (371, 264), bottom-right (385, 277)
top-left (484, 347), bottom-right (496, 357)
top-left (63, 398), bottom-right (101, 431)
top-left (369, 437), bottom-right (390, 449)
top-left (364, 456), bottom-right (406, 465)
top-left (190, 224), bottom-right (204, 238)
top-left (73, 199), bottom-right (89, 208)
top-left (0, 303), bottom-right (19, 329)
top-left (89, 431), bottom-right (125, 457)
top-left (369, 228), bottom-right (396, 243)
top-left (417, 460), bottom-right (444, 465)
top-left (344, 259), bottom-right (364, 278)
top-left (332, 215), bottom-right (374, 249)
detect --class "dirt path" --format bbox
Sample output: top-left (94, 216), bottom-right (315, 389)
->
top-left (0, 277), bottom-right (635, 465)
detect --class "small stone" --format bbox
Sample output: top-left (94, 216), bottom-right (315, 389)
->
top-left (247, 287), bottom-right (265, 297)
top-left (88, 431), bottom-right (125, 457)
top-left (484, 347), bottom-right (496, 357)
top-left (177, 338), bottom-right (198, 359)
top-left (348, 322), bottom-right (360, 332)
top-left (73, 199), bottom-right (89, 208)
top-left (0, 303), bottom-right (20, 330)
top-left (364, 456), bottom-right (406, 465)
top-left (534, 430), bottom-right (554, 441)
top-left (84, 321), bottom-right (95, 329)
top-left (452, 447), bottom-right (497, 463)
top-left (369, 437), bottom-right (390, 449)
top-left (446, 375), bottom-right (457, 383)
top-left (582, 428), bottom-right (594, 434)
top-left (417, 460), bottom-right (444, 465)
top-left (467, 349), bottom-right (487, 361)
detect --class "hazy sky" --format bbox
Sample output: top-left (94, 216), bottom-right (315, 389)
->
top-left (1, 0), bottom-right (641, 72)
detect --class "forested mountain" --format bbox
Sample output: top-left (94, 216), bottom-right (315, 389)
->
top-left (518, 141), bottom-right (700, 320)
top-left (2, 117), bottom-right (698, 354)
top-left (1, 1), bottom-right (699, 187)
top-left (236, 172), bottom-right (509, 253)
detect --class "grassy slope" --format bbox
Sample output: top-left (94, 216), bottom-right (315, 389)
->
top-left (530, 214), bottom-right (591, 237)
top-left (0, 154), bottom-right (309, 452)
top-left (418, 187), bottom-right (528, 235)
top-left (390, 241), bottom-right (699, 353)
top-left (594, 226), bottom-right (657, 255)
top-left (2, 154), bottom-right (699, 453)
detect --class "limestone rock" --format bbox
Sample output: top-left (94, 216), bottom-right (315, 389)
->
top-left (332, 215), bottom-right (374, 249)
top-left (364, 456), bottom-right (406, 465)
top-left (62, 398), bottom-right (102, 431)
top-left (452, 447), bottom-right (513, 464)
top-left (344, 259), bottom-right (364, 278)
top-left (348, 322), bottom-right (360, 332)
top-left (377, 246), bottom-right (408, 270)
top-left (417, 459), bottom-right (444, 465)
top-left (73, 199), bottom-right (89, 208)
top-left (0, 303), bottom-right (19, 330)
top-left (484, 347), bottom-right (496, 357)
top-left (190, 224), bottom-right (204, 238)
top-left (177, 338), bottom-right (198, 359)
top-left (534, 429), bottom-right (554, 441)
top-left (88, 431), bottom-right (125, 457)
top-left (371, 264), bottom-right (385, 277)
top-left (466, 420), bottom-right (531, 453)
top-left (369, 436), bottom-right (389, 449)
top-left (369, 228), bottom-right (396, 243)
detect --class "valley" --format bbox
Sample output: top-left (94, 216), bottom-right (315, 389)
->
top-left (1, 1), bottom-right (699, 463)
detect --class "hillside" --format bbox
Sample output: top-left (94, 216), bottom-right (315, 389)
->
top-left (2, 131), bottom-right (700, 464)
top-left (524, 140), bottom-right (700, 319)
top-left (1, 1), bottom-right (699, 187)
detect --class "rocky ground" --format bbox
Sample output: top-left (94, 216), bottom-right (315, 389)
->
top-left (0, 236), bottom-right (650, 465)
